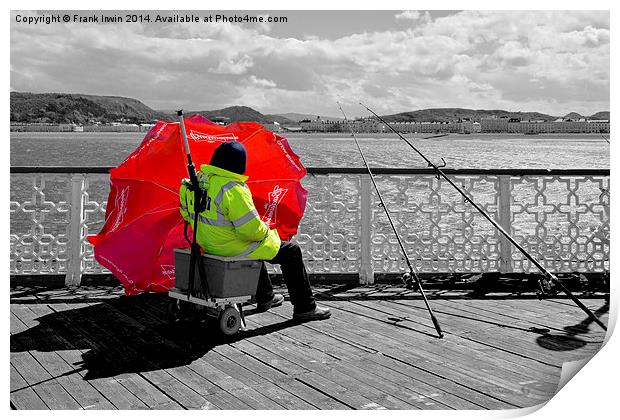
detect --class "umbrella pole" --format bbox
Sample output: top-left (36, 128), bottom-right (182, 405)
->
top-left (337, 103), bottom-right (443, 339)
top-left (177, 110), bottom-right (210, 299)
top-left (359, 103), bottom-right (607, 332)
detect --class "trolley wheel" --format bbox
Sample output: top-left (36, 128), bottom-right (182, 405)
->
top-left (218, 306), bottom-right (241, 336)
top-left (167, 299), bottom-right (191, 323)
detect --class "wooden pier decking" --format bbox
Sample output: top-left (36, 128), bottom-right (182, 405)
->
top-left (10, 284), bottom-right (608, 410)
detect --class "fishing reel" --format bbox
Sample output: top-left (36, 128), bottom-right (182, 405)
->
top-left (401, 271), bottom-right (419, 289)
top-left (536, 274), bottom-right (556, 300)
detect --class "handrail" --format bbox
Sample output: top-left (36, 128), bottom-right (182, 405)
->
top-left (9, 166), bottom-right (611, 176)
top-left (10, 166), bottom-right (610, 286)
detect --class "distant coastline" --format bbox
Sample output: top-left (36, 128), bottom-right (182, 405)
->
top-left (9, 130), bottom-right (610, 143)
top-left (282, 132), bottom-right (610, 140)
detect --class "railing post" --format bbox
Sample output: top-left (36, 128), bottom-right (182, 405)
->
top-left (65, 174), bottom-right (85, 286)
top-left (498, 175), bottom-right (513, 273)
top-left (359, 175), bottom-right (374, 284)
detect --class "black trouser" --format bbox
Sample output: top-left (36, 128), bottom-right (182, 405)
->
top-left (256, 242), bottom-right (316, 314)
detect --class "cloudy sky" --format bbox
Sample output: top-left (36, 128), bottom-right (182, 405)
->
top-left (10, 10), bottom-right (610, 117)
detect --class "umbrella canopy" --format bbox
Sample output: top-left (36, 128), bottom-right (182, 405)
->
top-left (88, 115), bottom-right (307, 295)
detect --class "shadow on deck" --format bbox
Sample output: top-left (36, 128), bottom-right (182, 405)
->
top-left (10, 283), bottom-right (609, 410)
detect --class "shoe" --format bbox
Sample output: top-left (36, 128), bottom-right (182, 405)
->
top-left (293, 305), bottom-right (331, 321)
top-left (257, 293), bottom-right (284, 312)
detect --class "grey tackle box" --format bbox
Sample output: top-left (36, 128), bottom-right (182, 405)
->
top-left (173, 248), bottom-right (262, 298)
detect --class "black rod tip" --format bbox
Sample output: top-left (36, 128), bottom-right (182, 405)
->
top-left (176, 110), bottom-right (183, 116)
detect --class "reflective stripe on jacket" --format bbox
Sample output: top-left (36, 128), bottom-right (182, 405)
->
top-left (179, 164), bottom-right (281, 260)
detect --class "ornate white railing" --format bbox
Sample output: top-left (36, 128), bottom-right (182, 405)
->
top-left (10, 167), bottom-right (609, 286)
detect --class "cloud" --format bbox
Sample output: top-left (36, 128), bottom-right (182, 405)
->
top-left (9, 10), bottom-right (610, 116)
top-left (248, 75), bottom-right (276, 88)
top-left (210, 54), bottom-right (254, 75)
top-left (395, 11), bottom-right (421, 21)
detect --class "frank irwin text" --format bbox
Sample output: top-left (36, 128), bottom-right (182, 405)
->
top-left (14, 13), bottom-right (288, 25)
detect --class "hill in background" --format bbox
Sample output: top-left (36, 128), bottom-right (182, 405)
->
top-left (189, 106), bottom-right (275, 124)
top-left (590, 111), bottom-right (610, 120)
top-left (381, 108), bottom-right (558, 122)
top-left (10, 92), bottom-right (609, 126)
top-left (270, 112), bottom-right (344, 123)
top-left (10, 92), bottom-right (169, 124)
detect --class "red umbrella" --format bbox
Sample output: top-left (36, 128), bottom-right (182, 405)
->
top-left (88, 115), bottom-right (308, 295)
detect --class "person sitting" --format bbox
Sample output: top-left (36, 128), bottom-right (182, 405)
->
top-left (179, 141), bottom-right (331, 321)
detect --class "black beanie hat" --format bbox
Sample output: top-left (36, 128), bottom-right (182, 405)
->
top-left (209, 141), bottom-right (247, 175)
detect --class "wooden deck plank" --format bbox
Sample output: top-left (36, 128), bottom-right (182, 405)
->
top-left (355, 299), bottom-right (567, 369)
top-left (275, 377), bottom-right (352, 410)
top-left (442, 297), bottom-right (606, 330)
top-left (347, 300), bottom-right (561, 401)
top-left (316, 359), bottom-right (434, 409)
top-left (469, 297), bottom-right (609, 335)
top-left (241, 317), bottom-right (416, 409)
top-left (15, 304), bottom-right (118, 410)
top-left (242, 380), bottom-right (318, 410)
top-left (10, 308), bottom-right (85, 410)
top-left (73, 302), bottom-right (220, 406)
top-left (214, 344), bottom-right (350, 409)
top-left (337, 357), bottom-right (459, 409)
top-left (337, 297), bottom-right (586, 366)
top-left (265, 304), bottom-right (515, 409)
top-left (221, 386), bottom-right (286, 410)
top-left (198, 391), bottom-right (252, 410)
top-left (242, 311), bottom-right (462, 409)
top-left (286, 301), bottom-right (537, 407)
top-left (249, 310), bottom-right (377, 361)
top-left (111, 299), bottom-right (318, 410)
top-left (377, 298), bottom-right (604, 363)
top-left (11, 285), bottom-right (607, 410)
top-left (37, 302), bottom-right (166, 409)
top-left (119, 299), bottom-right (320, 409)
top-left (10, 365), bottom-right (49, 410)
top-left (378, 299), bottom-right (565, 371)
top-left (138, 369), bottom-right (216, 409)
top-left (10, 349), bottom-right (82, 410)
top-left (38, 302), bottom-right (210, 409)
top-left (236, 315), bottom-right (414, 409)
top-left (296, 371), bottom-right (386, 409)
top-left (251, 310), bottom-right (456, 409)
top-left (89, 300), bottom-right (306, 410)
top-left (331, 299), bottom-right (559, 394)
top-left (429, 298), bottom-right (606, 357)
top-left (112, 373), bottom-right (182, 410)
top-left (230, 339), bottom-right (310, 375)
top-left (29, 301), bottom-right (157, 409)
top-left (345, 354), bottom-right (486, 410)
top-left (132, 296), bottom-right (357, 409)
top-left (213, 344), bottom-right (294, 383)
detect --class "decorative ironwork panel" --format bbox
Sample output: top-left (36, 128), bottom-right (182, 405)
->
top-left (296, 174), bottom-right (362, 273)
top-left (81, 174), bottom-right (111, 274)
top-left (9, 170), bottom-right (610, 282)
top-left (370, 175), bottom-right (503, 273)
top-left (10, 174), bottom-right (72, 274)
top-left (510, 175), bottom-right (610, 273)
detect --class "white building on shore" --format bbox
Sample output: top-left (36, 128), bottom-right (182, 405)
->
top-left (481, 117), bottom-right (610, 134)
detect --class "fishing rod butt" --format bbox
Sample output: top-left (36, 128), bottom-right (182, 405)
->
top-left (431, 314), bottom-right (444, 338)
top-left (176, 109), bottom-right (184, 117)
top-left (546, 273), bottom-right (607, 331)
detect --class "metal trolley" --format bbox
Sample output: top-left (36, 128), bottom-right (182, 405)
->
top-left (168, 249), bottom-right (262, 336)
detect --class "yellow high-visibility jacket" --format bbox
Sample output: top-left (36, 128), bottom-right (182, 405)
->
top-left (179, 164), bottom-right (281, 260)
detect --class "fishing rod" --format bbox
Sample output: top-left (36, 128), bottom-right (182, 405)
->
top-left (360, 103), bottom-right (607, 332)
top-left (337, 102), bottom-right (444, 339)
top-left (177, 110), bottom-right (210, 300)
